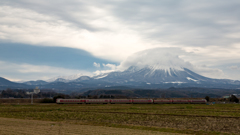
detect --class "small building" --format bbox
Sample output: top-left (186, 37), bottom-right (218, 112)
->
top-left (232, 94), bottom-right (240, 98)
top-left (34, 87), bottom-right (40, 94)
top-left (223, 96), bottom-right (230, 99)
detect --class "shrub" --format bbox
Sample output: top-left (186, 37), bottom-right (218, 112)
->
top-left (205, 96), bottom-right (210, 102)
top-left (41, 98), bottom-right (54, 103)
top-left (229, 95), bottom-right (239, 103)
top-left (53, 95), bottom-right (65, 103)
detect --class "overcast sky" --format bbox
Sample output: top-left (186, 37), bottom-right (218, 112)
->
top-left (0, 0), bottom-right (240, 81)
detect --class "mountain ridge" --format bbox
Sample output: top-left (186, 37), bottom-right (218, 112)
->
top-left (1, 66), bottom-right (240, 90)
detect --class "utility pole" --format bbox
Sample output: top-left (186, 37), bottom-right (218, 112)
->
top-left (31, 93), bottom-right (33, 104)
top-left (27, 87), bottom-right (40, 104)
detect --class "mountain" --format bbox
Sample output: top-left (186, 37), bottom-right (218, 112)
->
top-left (0, 77), bottom-right (18, 86)
top-left (91, 65), bottom-right (240, 88)
top-left (46, 73), bottom-right (86, 82)
top-left (0, 77), bottom-right (31, 89)
top-left (1, 64), bottom-right (240, 91)
top-left (53, 78), bottom-right (69, 83)
top-left (23, 80), bottom-right (49, 85)
top-left (73, 76), bottom-right (92, 82)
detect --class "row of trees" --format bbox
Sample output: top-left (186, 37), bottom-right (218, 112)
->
top-left (205, 95), bottom-right (239, 103)
top-left (0, 88), bottom-right (68, 99)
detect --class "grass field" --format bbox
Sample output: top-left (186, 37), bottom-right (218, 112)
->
top-left (0, 103), bottom-right (239, 135)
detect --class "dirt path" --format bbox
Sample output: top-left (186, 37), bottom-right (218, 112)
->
top-left (0, 117), bottom-right (185, 135)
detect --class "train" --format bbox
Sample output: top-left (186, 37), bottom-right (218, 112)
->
top-left (56, 98), bottom-right (207, 104)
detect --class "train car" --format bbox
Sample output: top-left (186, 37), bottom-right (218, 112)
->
top-left (56, 99), bottom-right (86, 104)
top-left (153, 100), bottom-right (172, 104)
top-left (56, 98), bottom-right (207, 104)
top-left (172, 100), bottom-right (190, 104)
top-left (190, 99), bottom-right (207, 104)
top-left (85, 99), bottom-right (110, 104)
top-left (132, 99), bottom-right (153, 104)
top-left (110, 99), bottom-right (132, 104)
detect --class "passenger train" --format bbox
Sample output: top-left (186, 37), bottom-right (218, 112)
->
top-left (56, 98), bottom-right (207, 104)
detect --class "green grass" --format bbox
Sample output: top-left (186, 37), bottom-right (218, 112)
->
top-left (0, 104), bottom-right (239, 134)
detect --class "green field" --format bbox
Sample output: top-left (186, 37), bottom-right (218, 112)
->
top-left (0, 103), bottom-right (240, 135)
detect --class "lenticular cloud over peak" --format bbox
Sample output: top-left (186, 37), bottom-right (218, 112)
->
top-left (118, 48), bottom-right (193, 71)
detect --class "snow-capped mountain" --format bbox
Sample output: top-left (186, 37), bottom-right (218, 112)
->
top-left (72, 76), bottom-right (92, 82)
top-left (89, 64), bottom-right (240, 87)
top-left (93, 65), bottom-right (208, 84)
top-left (46, 73), bottom-right (86, 82)
top-left (1, 63), bottom-right (240, 90)
top-left (23, 80), bottom-right (48, 85)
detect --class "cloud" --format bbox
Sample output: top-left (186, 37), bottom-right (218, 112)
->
top-left (192, 65), bottom-right (225, 79)
top-left (93, 62), bottom-right (100, 68)
top-left (0, 5), bottom-right (148, 62)
top-left (0, 1), bottom-right (240, 80)
top-left (95, 47), bottom-right (227, 79)
top-left (93, 63), bottom-right (118, 75)
top-left (93, 70), bottom-right (115, 76)
top-left (102, 63), bottom-right (117, 70)
top-left (0, 61), bottom-right (92, 81)
top-left (1, 1), bottom-right (239, 63)
top-left (117, 47), bottom-right (191, 71)
top-left (0, 43), bottom-right (115, 71)
top-left (228, 66), bottom-right (240, 70)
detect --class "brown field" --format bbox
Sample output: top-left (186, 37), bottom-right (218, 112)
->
top-left (0, 102), bottom-right (240, 134)
top-left (0, 98), bottom-right (43, 103)
top-left (0, 117), bottom-right (184, 135)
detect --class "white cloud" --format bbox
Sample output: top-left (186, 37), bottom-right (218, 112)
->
top-left (93, 63), bottom-right (118, 75)
top-left (102, 63), bottom-right (117, 70)
top-left (192, 65), bottom-right (225, 79)
top-left (228, 66), bottom-right (240, 70)
top-left (93, 62), bottom-right (100, 68)
top-left (93, 69), bottom-right (115, 76)
top-left (1, 1), bottom-right (240, 64)
top-left (117, 48), bottom-right (192, 71)
top-left (0, 61), bottom-right (92, 81)
top-left (0, 5), bottom-right (150, 62)
top-left (0, 1), bottom-right (240, 80)
top-left (94, 48), bottom-right (227, 79)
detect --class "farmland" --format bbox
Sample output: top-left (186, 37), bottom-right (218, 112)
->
top-left (0, 103), bottom-right (240, 134)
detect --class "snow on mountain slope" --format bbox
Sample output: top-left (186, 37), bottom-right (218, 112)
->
top-left (90, 48), bottom-right (221, 85)
top-left (186, 77), bottom-right (198, 82)
top-left (46, 73), bottom-right (87, 82)
top-left (93, 64), bottom-right (215, 85)
top-left (94, 74), bottom-right (109, 79)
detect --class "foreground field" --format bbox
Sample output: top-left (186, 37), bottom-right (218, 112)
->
top-left (0, 103), bottom-right (239, 134)
top-left (0, 117), bottom-right (184, 135)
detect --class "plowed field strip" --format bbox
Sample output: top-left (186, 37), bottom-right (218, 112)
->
top-left (2, 109), bottom-right (240, 118)
top-left (79, 111), bottom-right (240, 118)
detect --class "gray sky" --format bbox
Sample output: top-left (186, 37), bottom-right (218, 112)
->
top-left (0, 0), bottom-right (240, 81)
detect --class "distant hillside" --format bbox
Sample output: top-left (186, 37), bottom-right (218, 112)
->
top-left (81, 88), bottom-right (240, 98)
top-left (0, 77), bottom-right (31, 90)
